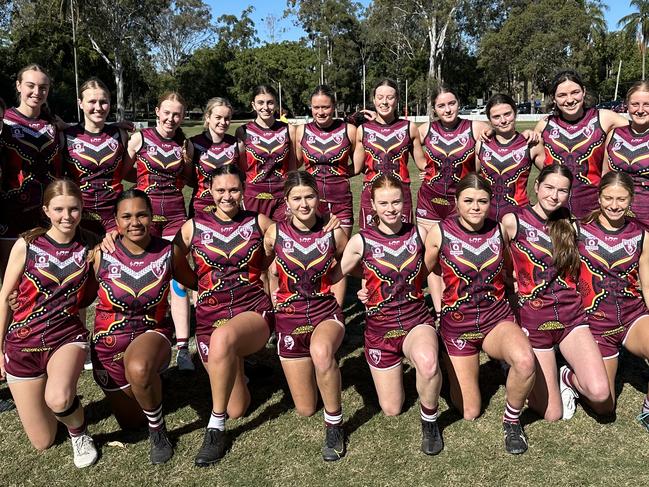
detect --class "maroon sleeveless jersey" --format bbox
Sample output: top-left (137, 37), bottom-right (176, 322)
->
top-left (135, 128), bottom-right (185, 198)
top-left (93, 237), bottom-right (173, 344)
top-left (478, 133), bottom-right (531, 220)
top-left (361, 119), bottom-right (412, 184)
top-left (7, 234), bottom-right (91, 350)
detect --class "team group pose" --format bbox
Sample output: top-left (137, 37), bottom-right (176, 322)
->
top-left (4, 63), bottom-right (649, 469)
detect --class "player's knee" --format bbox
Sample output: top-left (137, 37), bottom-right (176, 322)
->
top-left (126, 359), bottom-right (155, 386)
top-left (511, 349), bottom-right (536, 378)
top-left (462, 404), bottom-right (481, 421)
top-left (44, 390), bottom-right (75, 414)
top-left (544, 408), bottom-right (562, 422)
top-left (295, 405), bottom-right (317, 417)
top-left (310, 342), bottom-right (335, 371)
top-left (584, 378), bottom-right (610, 404)
top-left (380, 398), bottom-right (404, 417)
top-left (30, 434), bottom-right (55, 451)
top-left (414, 353), bottom-right (439, 381)
top-left (226, 403), bottom-right (249, 420)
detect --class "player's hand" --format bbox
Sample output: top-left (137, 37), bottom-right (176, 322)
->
top-left (0, 352), bottom-right (6, 381)
top-left (323, 214), bottom-right (341, 232)
top-left (113, 120), bottom-right (135, 132)
top-left (101, 230), bottom-right (119, 254)
top-left (521, 129), bottom-right (539, 144)
top-left (7, 290), bottom-right (19, 312)
top-left (479, 126), bottom-right (495, 142)
top-left (357, 287), bottom-right (369, 304)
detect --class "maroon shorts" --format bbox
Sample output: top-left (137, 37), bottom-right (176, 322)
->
top-left (629, 197), bottom-right (649, 231)
top-left (91, 328), bottom-right (172, 391)
top-left (243, 195), bottom-right (287, 222)
top-left (588, 303), bottom-right (649, 358)
top-left (148, 194), bottom-right (187, 239)
top-left (488, 201), bottom-right (524, 222)
top-left (359, 183), bottom-right (413, 229)
top-left (364, 323), bottom-right (435, 369)
top-left (315, 178), bottom-right (354, 228)
top-left (4, 330), bottom-right (89, 380)
top-left (190, 196), bottom-right (216, 220)
top-left (518, 297), bottom-right (588, 350)
top-left (80, 208), bottom-right (117, 236)
top-left (275, 297), bottom-right (344, 359)
top-left (416, 182), bottom-right (456, 223)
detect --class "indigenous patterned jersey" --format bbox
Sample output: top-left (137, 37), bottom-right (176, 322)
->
top-left (300, 120), bottom-right (352, 179)
top-left (7, 234), bottom-right (91, 349)
top-left (578, 219), bottom-right (645, 325)
top-left (439, 218), bottom-right (506, 320)
top-left (93, 237), bottom-right (173, 342)
top-left (135, 128), bottom-right (185, 198)
top-left (361, 119), bottom-right (412, 184)
top-left (360, 223), bottom-right (428, 333)
top-left (274, 219), bottom-right (336, 305)
top-left (239, 121), bottom-right (291, 196)
top-left (189, 132), bottom-right (238, 207)
top-left (422, 118), bottom-right (475, 193)
top-left (542, 108), bottom-right (606, 217)
top-left (478, 133), bottom-right (532, 220)
top-left (63, 124), bottom-right (124, 213)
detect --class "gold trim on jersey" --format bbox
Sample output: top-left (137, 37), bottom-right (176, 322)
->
top-left (538, 321), bottom-right (565, 331)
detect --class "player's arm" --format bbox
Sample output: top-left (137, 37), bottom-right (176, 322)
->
top-left (423, 223), bottom-right (442, 274)
top-left (294, 123), bottom-right (305, 169)
top-left (639, 231), bottom-right (649, 309)
top-left (121, 131), bottom-right (143, 182)
top-left (0, 239), bottom-right (27, 379)
top-left (352, 125), bottom-right (365, 175)
top-left (411, 122), bottom-right (426, 171)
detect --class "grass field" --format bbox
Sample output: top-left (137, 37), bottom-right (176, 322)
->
top-left (2, 120), bottom-right (649, 486)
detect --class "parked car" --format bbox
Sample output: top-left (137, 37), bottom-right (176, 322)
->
top-left (596, 100), bottom-right (627, 113)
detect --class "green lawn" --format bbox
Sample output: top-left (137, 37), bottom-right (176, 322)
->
top-left (3, 119), bottom-right (648, 486)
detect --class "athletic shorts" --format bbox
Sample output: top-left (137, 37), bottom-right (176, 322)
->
top-left (364, 323), bottom-right (435, 370)
top-left (148, 195), bottom-right (187, 239)
top-left (190, 196), bottom-right (216, 220)
top-left (3, 331), bottom-right (89, 381)
top-left (359, 183), bottom-right (413, 229)
top-left (315, 178), bottom-right (354, 228)
top-left (589, 309), bottom-right (649, 359)
top-left (416, 183), bottom-right (456, 223)
top-left (91, 328), bottom-right (172, 392)
top-left (243, 194), bottom-right (287, 222)
top-left (275, 297), bottom-right (344, 359)
top-left (80, 208), bottom-right (117, 236)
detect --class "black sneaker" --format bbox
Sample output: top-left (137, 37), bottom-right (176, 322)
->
top-left (503, 421), bottom-right (528, 455)
top-left (149, 427), bottom-right (174, 464)
top-left (421, 420), bottom-right (443, 455)
top-left (322, 425), bottom-right (345, 461)
top-left (194, 428), bottom-right (227, 467)
top-left (0, 398), bottom-right (15, 413)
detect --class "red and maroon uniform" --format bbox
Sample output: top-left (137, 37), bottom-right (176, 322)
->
top-left (438, 218), bottom-right (515, 356)
top-left (360, 223), bottom-right (434, 368)
top-left (238, 121), bottom-right (291, 221)
top-left (189, 132), bottom-right (238, 218)
top-left (509, 206), bottom-right (588, 350)
top-left (135, 128), bottom-right (187, 238)
top-left (190, 210), bottom-right (272, 363)
top-left (578, 219), bottom-right (647, 358)
top-left (63, 124), bottom-right (124, 234)
top-left (416, 119), bottom-right (475, 222)
top-left (542, 108), bottom-right (606, 218)
top-left (360, 119), bottom-right (413, 228)
top-left (92, 237), bottom-right (173, 391)
top-left (4, 234), bottom-right (92, 379)
top-left (0, 108), bottom-right (61, 236)
top-left (606, 125), bottom-right (649, 229)
top-left (300, 120), bottom-right (354, 228)
top-left (478, 133), bottom-right (532, 221)
top-left (274, 218), bottom-right (342, 359)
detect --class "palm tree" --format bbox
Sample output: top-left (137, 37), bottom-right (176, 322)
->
top-left (619, 0), bottom-right (649, 79)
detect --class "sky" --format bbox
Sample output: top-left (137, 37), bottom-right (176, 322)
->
top-left (206, 1), bottom-right (634, 43)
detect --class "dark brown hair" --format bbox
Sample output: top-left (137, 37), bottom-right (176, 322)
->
top-left (485, 93), bottom-right (517, 119)
top-left (456, 173), bottom-right (493, 199)
top-left (284, 170), bottom-right (319, 199)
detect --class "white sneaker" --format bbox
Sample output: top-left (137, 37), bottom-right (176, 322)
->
top-left (559, 365), bottom-right (578, 420)
top-left (176, 348), bottom-right (195, 371)
top-left (71, 434), bottom-right (98, 468)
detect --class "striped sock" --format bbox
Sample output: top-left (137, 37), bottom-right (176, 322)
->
top-left (207, 411), bottom-right (226, 431)
top-left (176, 339), bottom-right (188, 351)
top-left (67, 416), bottom-right (88, 437)
top-left (503, 402), bottom-right (521, 423)
top-left (324, 408), bottom-right (343, 427)
top-left (561, 367), bottom-right (577, 391)
top-left (643, 396), bottom-right (649, 414)
top-left (420, 404), bottom-right (438, 423)
top-left (143, 403), bottom-right (164, 431)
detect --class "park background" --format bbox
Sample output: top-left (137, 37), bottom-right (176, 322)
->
top-left (2, 1), bottom-right (649, 486)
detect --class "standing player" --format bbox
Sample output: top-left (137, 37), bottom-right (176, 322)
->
top-left (175, 164), bottom-right (273, 466)
top-left (0, 180), bottom-right (98, 468)
top-left (188, 97), bottom-right (239, 219)
top-left (424, 173), bottom-right (535, 454)
top-left (264, 171), bottom-right (348, 461)
top-left (475, 94), bottom-right (545, 220)
top-left (577, 171), bottom-right (649, 428)
top-left (340, 175), bottom-right (443, 455)
top-left (354, 78), bottom-right (425, 229)
top-left (62, 78), bottom-right (127, 235)
top-left (605, 81), bottom-right (649, 229)
top-left (501, 164), bottom-right (610, 421)
top-left (535, 70), bottom-right (628, 218)
top-left (91, 189), bottom-right (197, 464)
top-left (124, 91), bottom-right (194, 370)
top-left (236, 85), bottom-right (295, 221)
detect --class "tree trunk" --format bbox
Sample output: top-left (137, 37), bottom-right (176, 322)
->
top-left (114, 53), bottom-right (125, 121)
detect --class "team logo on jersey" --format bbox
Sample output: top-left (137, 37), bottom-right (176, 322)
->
top-left (613, 141), bottom-right (622, 152)
top-left (12, 127), bottom-right (24, 138)
top-left (108, 138), bottom-right (119, 152)
top-left (482, 150), bottom-right (492, 162)
top-left (73, 250), bottom-right (86, 268)
top-left (513, 149), bottom-right (525, 163)
top-left (108, 264), bottom-right (121, 278)
top-left (406, 235), bottom-right (417, 254)
top-left (459, 135), bottom-right (469, 146)
top-left (453, 338), bottom-right (467, 351)
top-left (585, 238), bottom-right (598, 251)
top-left (396, 130), bottom-right (406, 142)
top-left (283, 240), bottom-right (294, 254)
top-left (550, 128), bottom-right (560, 139)
top-left (368, 348), bottom-right (381, 365)
top-left (487, 235), bottom-right (500, 254)
top-left (307, 135), bottom-right (316, 144)
top-left (277, 134), bottom-right (286, 144)
top-left (35, 254), bottom-right (49, 268)
top-left (173, 147), bottom-right (182, 159)
top-left (199, 341), bottom-right (210, 358)
top-left (623, 238), bottom-right (637, 255)
top-left (583, 123), bottom-right (594, 138)
top-left (372, 245), bottom-right (384, 258)
top-left (95, 369), bottom-right (109, 387)
top-left (430, 134), bottom-right (439, 144)
top-left (200, 231), bottom-right (213, 244)
top-left (368, 132), bottom-right (376, 143)
top-left (450, 241), bottom-right (463, 256)
top-left (252, 135), bottom-right (259, 144)
top-left (73, 142), bottom-right (84, 153)
top-left (239, 224), bottom-right (253, 241)
top-left (147, 145), bottom-right (157, 155)
top-left (334, 134), bottom-right (343, 144)
top-left (316, 236), bottom-right (330, 254)
top-left (525, 228), bottom-right (539, 242)
top-left (283, 335), bottom-right (295, 351)
top-left (151, 261), bottom-right (166, 279)
top-left (225, 147), bottom-right (235, 159)
top-left (45, 125), bottom-right (55, 138)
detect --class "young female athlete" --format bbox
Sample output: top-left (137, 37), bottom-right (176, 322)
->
top-left (424, 173), bottom-right (535, 454)
top-left (236, 85), bottom-right (295, 221)
top-left (264, 171), bottom-right (348, 461)
top-left (123, 91), bottom-right (194, 370)
top-left (175, 164), bottom-right (273, 466)
top-left (577, 171), bottom-right (649, 429)
top-left (475, 94), bottom-right (545, 221)
top-left (188, 97), bottom-right (240, 219)
top-left (91, 189), bottom-right (197, 464)
top-left (535, 70), bottom-right (628, 218)
top-left (0, 179), bottom-right (98, 468)
top-left (501, 164), bottom-right (610, 421)
top-left (61, 78), bottom-right (127, 236)
top-left (354, 78), bottom-right (426, 229)
top-left (605, 81), bottom-right (649, 229)
top-left (340, 174), bottom-right (443, 456)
